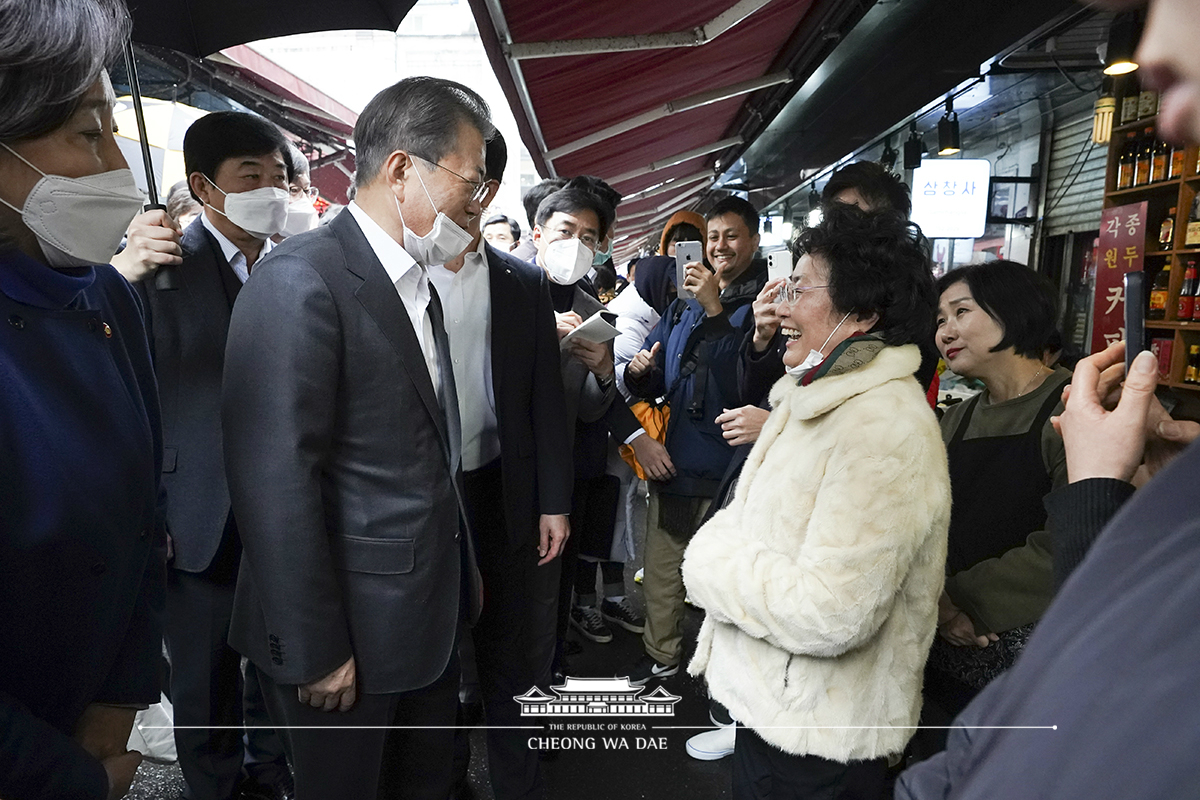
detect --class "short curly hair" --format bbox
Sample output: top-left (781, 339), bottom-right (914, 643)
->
top-left (793, 204), bottom-right (936, 348)
top-left (936, 261), bottom-right (1058, 359)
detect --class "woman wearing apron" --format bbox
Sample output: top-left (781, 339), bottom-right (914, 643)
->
top-left (925, 261), bottom-right (1070, 730)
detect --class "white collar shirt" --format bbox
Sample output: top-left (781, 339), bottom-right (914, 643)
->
top-left (199, 210), bottom-right (272, 285)
top-left (346, 201), bottom-right (441, 402)
top-left (429, 238), bottom-right (498, 472)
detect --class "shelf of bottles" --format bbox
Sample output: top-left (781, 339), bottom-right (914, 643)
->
top-left (1106, 75), bottom-right (1200, 391)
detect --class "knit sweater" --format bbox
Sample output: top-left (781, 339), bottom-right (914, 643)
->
top-left (683, 343), bottom-right (951, 761)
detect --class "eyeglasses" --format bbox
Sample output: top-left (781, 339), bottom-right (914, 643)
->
top-left (547, 226), bottom-right (599, 249)
top-left (289, 185), bottom-right (319, 200)
top-left (777, 281), bottom-right (829, 305)
top-left (411, 153), bottom-right (489, 204)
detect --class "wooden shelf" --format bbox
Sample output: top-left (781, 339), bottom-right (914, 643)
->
top-left (1108, 178), bottom-right (1183, 197)
top-left (1146, 249), bottom-right (1200, 256)
top-left (1147, 320), bottom-right (1200, 329)
top-left (1166, 381), bottom-right (1200, 392)
top-left (1114, 114), bottom-right (1158, 133)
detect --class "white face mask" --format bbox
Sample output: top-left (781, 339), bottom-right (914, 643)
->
top-left (785, 311), bottom-right (853, 378)
top-left (280, 196), bottom-right (319, 237)
top-left (543, 237), bottom-right (595, 285)
top-left (0, 142), bottom-right (144, 268)
top-left (396, 161), bottom-right (474, 265)
top-left (203, 178), bottom-right (289, 239)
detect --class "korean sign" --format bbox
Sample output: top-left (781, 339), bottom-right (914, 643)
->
top-left (1092, 201), bottom-right (1147, 354)
top-left (909, 159), bottom-right (991, 238)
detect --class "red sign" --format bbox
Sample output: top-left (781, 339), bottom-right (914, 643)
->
top-left (1092, 201), bottom-right (1147, 353)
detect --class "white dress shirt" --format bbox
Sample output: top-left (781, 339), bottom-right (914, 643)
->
top-left (429, 239), bottom-right (499, 471)
top-left (200, 210), bottom-right (273, 284)
top-left (345, 202), bottom-right (441, 400)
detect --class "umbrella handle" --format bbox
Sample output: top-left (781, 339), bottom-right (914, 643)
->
top-left (142, 203), bottom-right (180, 291)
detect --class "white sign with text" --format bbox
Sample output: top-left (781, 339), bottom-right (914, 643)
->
top-left (910, 159), bottom-right (991, 239)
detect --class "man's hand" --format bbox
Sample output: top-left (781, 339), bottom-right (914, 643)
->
top-left (627, 342), bottom-right (661, 379)
top-left (555, 311), bottom-right (583, 342)
top-left (716, 406), bottom-right (770, 446)
top-left (686, 263), bottom-right (722, 316)
top-left (629, 434), bottom-right (675, 481)
top-left (298, 656), bottom-right (356, 712)
top-left (102, 751), bottom-right (143, 800)
top-left (538, 514), bottom-right (570, 565)
top-left (567, 338), bottom-right (614, 380)
top-left (110, 210), bottom-right (183, 283)
top-left (751, 279), bottom-right (786, 352)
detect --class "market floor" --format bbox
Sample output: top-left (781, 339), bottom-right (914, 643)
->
top-left (127, 479), bottom-right (733, 800)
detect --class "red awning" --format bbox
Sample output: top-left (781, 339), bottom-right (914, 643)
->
top-left (469, 0), bottom-right (816, 258)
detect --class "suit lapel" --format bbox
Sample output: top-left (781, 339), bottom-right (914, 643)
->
top-left (331, 213), bottom-right (450, 460)
top-left (485, 246), bottom-right (512, 414)
top-left (180, 220), bottom-right (235, 353)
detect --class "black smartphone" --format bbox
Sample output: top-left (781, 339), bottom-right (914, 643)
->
top-left (1124, 271), bottom-right (1146, 375)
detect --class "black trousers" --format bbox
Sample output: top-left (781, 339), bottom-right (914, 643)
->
top-left (732, 726), bottom-right (888, 800)
top-left (456, 460), bottom-right (542, 800)
top-left (259, 653), bottom-right (460, 800)
top-left (165, 522), bottom-right (289, 800)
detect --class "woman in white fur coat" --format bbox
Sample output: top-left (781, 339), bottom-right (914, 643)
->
top-left (683, 206), bottom-right (952, 799)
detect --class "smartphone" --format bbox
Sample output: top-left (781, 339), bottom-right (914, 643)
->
top-left (674, 241), bottom-right (702, 300)
top-left (767, 249), bottom-right (792, 283)
top-left (1124, 271), bottom-right (1146, 376)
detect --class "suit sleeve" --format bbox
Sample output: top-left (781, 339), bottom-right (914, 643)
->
top-left (222, 257), bottom-right (353, 685)
top-left (683, 408), bottom-right (947, 658)
top-left (0, 694), bottom-right (108, 800)
top-left (530, 272), bottom-right (574, 516)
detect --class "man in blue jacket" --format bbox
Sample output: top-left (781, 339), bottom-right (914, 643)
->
top-left (621, 196), bottom-right (767, 685)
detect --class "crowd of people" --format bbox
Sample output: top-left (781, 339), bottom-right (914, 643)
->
top-left (4, 0), bottom-right (1200, 799)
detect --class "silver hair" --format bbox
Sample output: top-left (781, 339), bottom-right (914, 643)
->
top-left (353, 76), bottom-right (494, 189)
top-left (0, 0), bottom-right (131, 141)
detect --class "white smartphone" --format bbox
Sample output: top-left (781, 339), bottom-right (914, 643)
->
top-left (767, 249), bottom-right (792, 283)
top-left (674, 241), bottom-right (703, 300)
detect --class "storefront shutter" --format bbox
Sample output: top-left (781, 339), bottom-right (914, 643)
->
top-left (1044, 109), bottom-right (1107, 237)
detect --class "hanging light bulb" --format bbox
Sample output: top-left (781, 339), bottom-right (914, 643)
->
top-left (1103, 12), bottom-right (1141, 76)
top-left (938, 97), bottom-right (961, 156)
top-left (1093, 77), bottom-right (1116, 144)
top-left (904, 121), bottom-right (924, 169)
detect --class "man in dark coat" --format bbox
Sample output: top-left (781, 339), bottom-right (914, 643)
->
top-left (139, 111), bottom-right (293, 800)
top-left (222, 76), bottom-right (487, 800)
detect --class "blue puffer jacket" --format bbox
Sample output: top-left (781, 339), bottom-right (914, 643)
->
top-left (626, 257), bottom-right (767, 497)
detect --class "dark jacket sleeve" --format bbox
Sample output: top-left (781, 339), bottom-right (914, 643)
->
top-left (605, 397), bottom-right (643, 443)
top-left (0, 693), bottom-right (108, 800)
top-left (222, 255), bottom-right (354, 685)
top-left (624, 310), bottom-right (669, 400)
top-left (531, 271), bottom-right (574, 516)
top-left (1043, 478), bottom-right (1136, 588)
top-left (738, 329), bottom-right (786, 407)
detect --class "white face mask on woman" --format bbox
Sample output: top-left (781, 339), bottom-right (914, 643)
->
top-left (785, 311), bottom-right (853, 378)
top-left (280, 196), bottom-right (319, 237)
top-left (203, 177), bottom-right (289, 240)
top-left (395, 161), bottom-right (474, 266)
top-left (542, 237), bottom-right (595, 285)
top-left (0, 142), bottom-right (144, 268)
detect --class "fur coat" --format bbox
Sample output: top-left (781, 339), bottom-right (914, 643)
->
top-left (682, 343), bottom-right (951, 761)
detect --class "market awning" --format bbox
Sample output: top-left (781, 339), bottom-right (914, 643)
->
top-left (468, 0), bottom-right (864, 259)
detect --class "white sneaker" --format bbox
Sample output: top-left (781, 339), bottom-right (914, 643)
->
top-left (686, 725), bottom-right (736, 761)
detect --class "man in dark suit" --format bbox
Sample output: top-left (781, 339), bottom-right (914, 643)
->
top-left (222, 76), bottom-right (488, 800)
top-left (431, 132), bottom-right (573, 800)
top-left (139, 111), bottom-right (294, 800)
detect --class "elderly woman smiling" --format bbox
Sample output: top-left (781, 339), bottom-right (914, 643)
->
top-left (682, 205), bottom-right (951, 799)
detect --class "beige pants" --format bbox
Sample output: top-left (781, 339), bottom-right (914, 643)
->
top-left (641, 487), bottom-right (711, 666)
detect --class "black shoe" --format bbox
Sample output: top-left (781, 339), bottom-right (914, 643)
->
top-left (570, 604), bottom-right (613, 643)
top-left (619, 653), bottom-right (678, 687)
top-left (600, 597), bottom-right (645, 634)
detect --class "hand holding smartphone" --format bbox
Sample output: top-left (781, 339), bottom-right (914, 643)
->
top-left (674, 241), bottom-right (702, 300)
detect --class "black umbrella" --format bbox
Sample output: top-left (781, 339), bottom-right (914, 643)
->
top-left (121, 0), bottom-right (418, 286)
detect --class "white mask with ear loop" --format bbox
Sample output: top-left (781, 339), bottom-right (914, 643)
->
top-left (396, 159), bottom-right (474, 265)
top-left (202, 177), bottom-right (289, 240)
top-left (281, 196), bottom-right (319, 237)
top-left (0, 142), bottom-right (144, 268)
top-left (785, 311), bottom-right (853, 378)
top-left (543, 237), bottom-right (595, 285)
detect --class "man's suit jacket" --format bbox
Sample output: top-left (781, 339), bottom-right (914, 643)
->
top-left (483, 244), bottom-right (573, 547)
top-left (138, 217), bottom-right (243, 572)
top-left (222, 210), bottom-right (480, 694)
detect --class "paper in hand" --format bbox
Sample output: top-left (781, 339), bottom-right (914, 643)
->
top-left (561, 310), bottom-right (620, 348)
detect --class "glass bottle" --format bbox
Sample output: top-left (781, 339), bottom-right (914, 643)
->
top-left (1160, 207), bottom-right (1177, 249)
top-left (1185, 345), bottom-right (1200, 384)
top-left (1134, 131), bottom-right (1154, 186)
top-left (1151, 139), bottom-right (1170, 182)
top-left (1149, 262), bottom-right (1172, 320)
top-left (1117, 134), bottom-right (1137, 189)
top-left (1178, 262), bottom-right (1197, 320)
